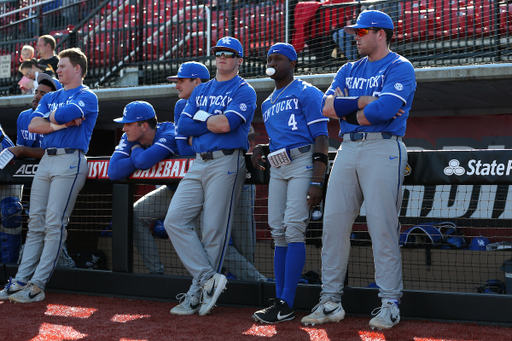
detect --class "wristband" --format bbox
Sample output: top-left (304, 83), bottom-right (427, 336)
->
top-left (333, 96), bottom-right (360, 119)
top-left (310, 181), bottom-right (323, 189)
top-left (193, 110), bottom-right (212, 122)
top-left (255, 144), bottom-right (270, 155)
top-left (345, 111), bottom-right (361, 125)
top-left (312, 152), bottom-right (328, 166)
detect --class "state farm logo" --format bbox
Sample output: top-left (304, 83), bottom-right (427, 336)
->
top-left (444, 158), bottom-right (512, 176)
top-left (444, 159), bottom-right (465, 176)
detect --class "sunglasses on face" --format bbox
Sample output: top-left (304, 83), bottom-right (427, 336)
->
top-left (355, 27), bottom-right (382, 36)
top-left (215, 51), bottom-right (239, 58)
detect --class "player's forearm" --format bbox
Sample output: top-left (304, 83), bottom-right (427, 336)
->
top-left (178, 116), bottom-right (210, 136)
top-left (107, 157), bottom-right (137, 181)
top-left (131, 147), bottom-right (171, 170)
top-left (206, 115), bottom-right (231, 133)
top-left (28, 117), bottom-right (65, 134)
top-left (52, 104), bottom-right (84, 125)
top-left (311, 135), bottom-right (329, 178)
top-left (176, 138), bottom-right (195, 156)
top-left (9, 146), bottom-right (44, 159)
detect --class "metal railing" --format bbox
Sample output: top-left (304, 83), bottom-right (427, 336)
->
top-left (0, 0), bottom-right (510, 95)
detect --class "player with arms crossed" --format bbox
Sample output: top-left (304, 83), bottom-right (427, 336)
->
top-left (0, 48), bottom-right (98, 303)
top-left (251, 43), bottom-right (329, 323)
top-left (168, 62), bottom-right (266, 283)
top-left (301, 10), bottom-right (416, 329)
top-left (164, 36), bottom-right (256, 316)
top-left (107, 100), bottom-right (180, 274)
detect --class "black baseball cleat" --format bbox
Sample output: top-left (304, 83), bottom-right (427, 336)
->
top-left (253, 298), bottom-right (295, 324)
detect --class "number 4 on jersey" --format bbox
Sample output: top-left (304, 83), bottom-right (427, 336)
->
top-left (288, 114), bottom-right (298, 131)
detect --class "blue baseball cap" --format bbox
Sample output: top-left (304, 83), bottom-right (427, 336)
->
top-left (344, 10), bottom-right (394, 35)
top-left (37, 73), bottom-right (62, 91)
top-left (267, 42), bottom-right (297, 61)
top-left (211, 36), bottom-right (244, 58)
top-left (469, 236), bottom-right (490, 251)
top-left (114, 100), bottom-right (156, 123)
top-left (166, 62), bottom-right (210, 81)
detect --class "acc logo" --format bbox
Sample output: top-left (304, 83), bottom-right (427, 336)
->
top-left (444, 159), bottom-right (465, 176)
top-left (240, 103), bottom-right (247, 111)
top-left (78, 100), bottom-right (85, 107)
top-left (394, 83), bottom-right (403, 91)
top-left (159, 138), bottom-right (167, 143)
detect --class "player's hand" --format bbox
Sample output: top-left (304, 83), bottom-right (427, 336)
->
top-left (307, 185), bottom-right (323, 209)
top-left (188, 136), bottom-right (193, 146)
top-left (65, 117), bottom-right (86, 127)
top-left (251, 146), bottom-right (266, 170)
top-left (393, 109), bottom-right (405, 119)
top-left (334, 87), bottom-right (348, 98)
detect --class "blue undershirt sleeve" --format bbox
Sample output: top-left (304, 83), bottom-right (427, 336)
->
top-left (363, 95), bottom-right (405, 125)
top-left (131, 145), bottom-right (172, 170)
top-left (178, 115), bottom-right (210, 136)
top-left (108, 153), bottom-right (137, 181)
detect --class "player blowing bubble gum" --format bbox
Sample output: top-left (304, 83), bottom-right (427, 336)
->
top-left (251, 43), bottom-right (329, 324)
top-left (301, 10), bottom-right (417, 330)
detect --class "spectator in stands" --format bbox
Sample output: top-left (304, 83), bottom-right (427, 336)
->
top-left (18, 61), bottom-right (55, 94)
top-left (107, 100), bottom-right (181, 275)
top-left (0, 47), bottom-right (98, 303)
top-left (37, 35), bottom-right (59, 74)
top-left (20, 45), bottom-right (35, 63)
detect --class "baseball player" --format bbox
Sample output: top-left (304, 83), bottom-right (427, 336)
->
top-left (251, 43), bottom-right (329, 324)
top-left (0, 48), bottom-right (98, 303)
top-left (164, 36), bottom-right (256, 316)
top-left (9, 73), bottom-right (62, 160)
top-left (7, 73), bottom-right (75, 269)
top-left (0, 127), bottom-right (24, 266)
top-left (301, 11), bottom-right (416, 329)
top-left (107, 100), bottom-right (180, 274)
top-left (168, 63), bottom-right (266, 284)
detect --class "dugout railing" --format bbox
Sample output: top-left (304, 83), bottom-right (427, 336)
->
top-left (1, 0), bottom-right (512, 94)
top-left (1, 149), bottom-right (511, 324)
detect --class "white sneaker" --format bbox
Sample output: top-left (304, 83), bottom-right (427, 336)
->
top-left (369, 300), bottom-right (400, 330)
top-left (0, 278), bottom-right (26, 300)
top-left (170, 293), bottom-right (200, 315)
top-left (301, 300), bottom-right (345, 326)
top-left (9, 282), bottom-right (45, 303)
top-left (198, 273), bottom-right (227, 316)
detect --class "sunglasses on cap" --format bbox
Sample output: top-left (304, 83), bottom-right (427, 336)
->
top-left (355, 27), bottom-right (382, 36)
top-left (215, 51), bottom-right (240, 58)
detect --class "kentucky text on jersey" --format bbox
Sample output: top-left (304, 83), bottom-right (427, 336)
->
top-left (196, 94), bottom-right (233, 108)
top-left (345, 75), bottom-right (384, 90)
top-left (20, 130), bottom-right (41, 143)
top-left (262, 98), bottom-right (299, 122)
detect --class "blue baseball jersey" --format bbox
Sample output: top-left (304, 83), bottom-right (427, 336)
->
top-left (174, 99), bottom-right (194, 156)
top-left (17, 109), bottom-right (42, 148)
top-left (262, 78), bottom-right (329, 152)
top-left (32, 85), bottom-right (98, 152)
top-left (108, 121), bottom-right (179, 181)
top-left (0, 124), bottom-right (15, 151)
top-left (179, 75), bottom-right (256, 153)
top-left (326, 52), bottom-right (416, 137)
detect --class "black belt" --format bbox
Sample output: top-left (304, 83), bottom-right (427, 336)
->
top-left (199, 149), bottom-right (236, 160)
top-left (46, 148), bottom-right (76, 156)
top-left (346, 132), bottom-right (400, 141)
